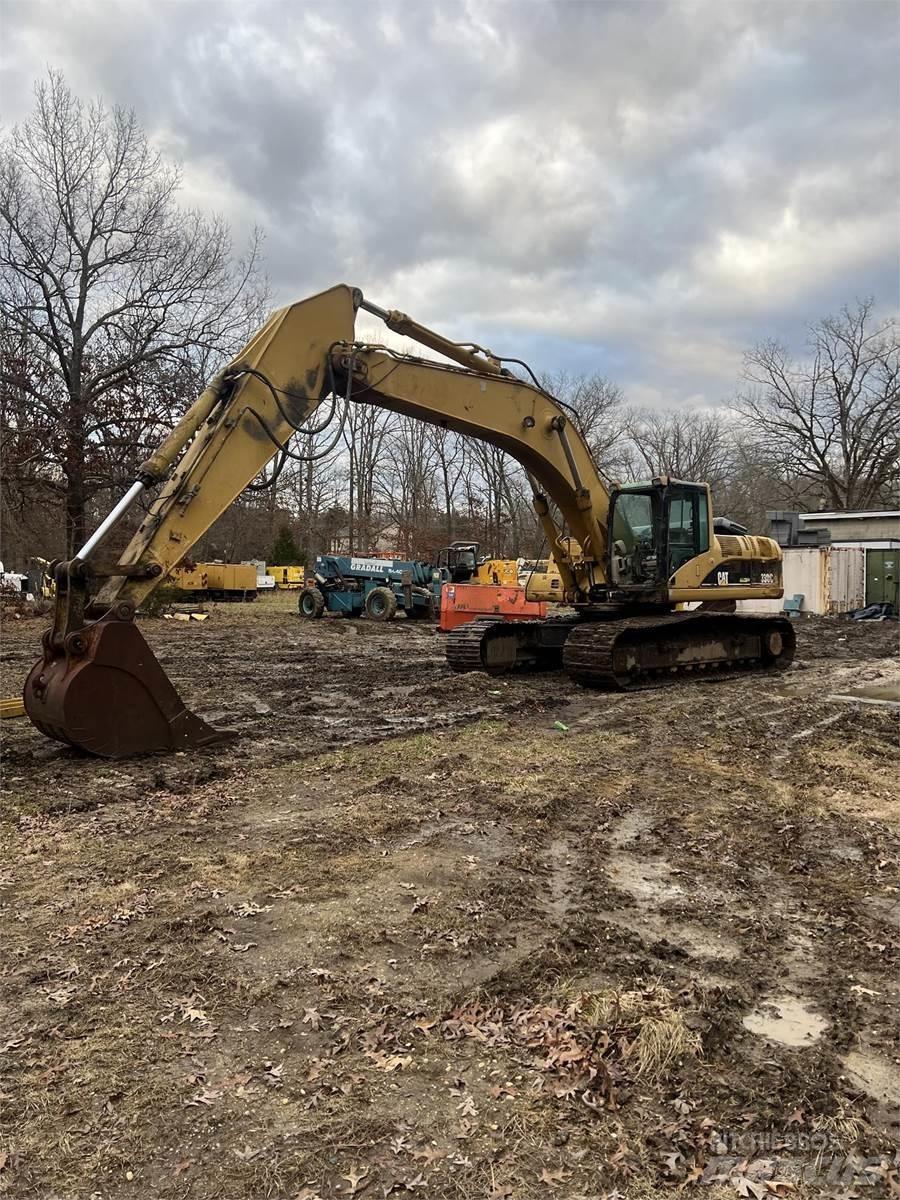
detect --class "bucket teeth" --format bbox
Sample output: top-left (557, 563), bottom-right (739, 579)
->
top-left (24, 617), bottom-right (232, 759)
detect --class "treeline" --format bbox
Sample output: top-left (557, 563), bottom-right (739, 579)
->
top-left (2, 74), bottom-right (898, 570)
top-left (187, 306), bottom-right (900, 568)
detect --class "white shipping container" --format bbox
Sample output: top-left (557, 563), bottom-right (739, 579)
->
top-left (737, 546), bottom-right (865, 615)
top-left (824, 546), bottom-right (865, 613)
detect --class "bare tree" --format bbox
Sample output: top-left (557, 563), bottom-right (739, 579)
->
top-left (426, 425), bottom-right (468, 544)
top-left (379, 416), bottom-right (440, 555)
top-left (0, 71), bottom-right (267, 555)
top-left (624, 408), bottom-right (734, 489)
top-left (542, 369), bottom-right (627, 478)
top-left (341, 402), bottom-right (391, 552)
top-left (734, 300), bottom-right (899, 511)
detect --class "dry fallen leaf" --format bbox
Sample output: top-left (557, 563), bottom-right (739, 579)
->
top-left (381, 1054), bottom-right (412, 1072)
top-left (733, 1177), bottom-right (768, 1199)
top-left (264, 1062), bottom-right (284, 1087)
top-left (229, 900), bottom-right (272, 918)
top-left (538, 1167), bottom-right (572, 1186)
top-left (342, 1163), bottom-right (370, 1195)
top-left (45, 985), bottom-right (77, 1007)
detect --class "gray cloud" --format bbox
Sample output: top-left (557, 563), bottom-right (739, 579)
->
top-left (2, 0), bottom-right (897, 407)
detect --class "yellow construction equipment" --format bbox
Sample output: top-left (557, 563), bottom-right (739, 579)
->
top-left (435, 542), bottom-right (520, 588)
top-left (267, 565), bottom-right (305, 589)
top-left (24, 284), bottom-right (792, 757)
top-left (170, 561), bottom-right (257, 599)
top-left (478, 558), bottom-right (519, 587)
top-left (1, 697), bottom-right (26, 719)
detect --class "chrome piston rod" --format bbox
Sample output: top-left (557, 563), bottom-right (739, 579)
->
top-left (74, 479), bottom-right (146, 562)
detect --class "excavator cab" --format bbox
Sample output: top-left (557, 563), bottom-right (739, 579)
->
top-left (436, 541), bottom-right (481, 583)
top-left (608, 479), bottom-right (711, 594)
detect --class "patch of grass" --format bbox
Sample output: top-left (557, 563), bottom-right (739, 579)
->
top-left (812, 1100), bottom-right (869, 1150)
top-left (299, 720), bottom-right (636, 793)
top-left (580, 980), bottom-right (703, 1080)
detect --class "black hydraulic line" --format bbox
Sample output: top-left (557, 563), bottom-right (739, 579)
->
top-left (245, 447), bottom-right (288, 492)
top-left (492, 355), bottom-right (584, 427)
top-left (523, 536), bottom-right (548, 597)
top-left (226, 363), bottom-right (338, 438)
top-left (553, 417), bottom-right (584, 489)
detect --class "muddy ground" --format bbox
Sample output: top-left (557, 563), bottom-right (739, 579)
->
top-left (1, 593), bottom-right (898, 1199)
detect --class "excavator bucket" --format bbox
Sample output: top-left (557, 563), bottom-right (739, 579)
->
top-left (24, 616), bottom-right (230, 759)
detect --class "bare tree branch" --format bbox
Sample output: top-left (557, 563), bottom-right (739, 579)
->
top-left (0, 70), bottom-right (268, 556)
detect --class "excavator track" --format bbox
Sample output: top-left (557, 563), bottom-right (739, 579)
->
top-left (445, 617), bottom-right (506, 672)
top-left (562, 612), bottom-right (796, 690)
top-left (445, 612), bottom-right (796, 688)
top-left (446, 616), bottom-right (574, 674)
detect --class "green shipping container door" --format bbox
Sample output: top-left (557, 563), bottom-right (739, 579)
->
top-left (866, 549), bottom-right (899, 608)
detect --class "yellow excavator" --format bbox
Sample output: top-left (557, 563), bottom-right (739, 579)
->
top-left (24, 285), bottom-right (793, 758)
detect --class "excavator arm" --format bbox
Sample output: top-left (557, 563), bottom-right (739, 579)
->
top-left (24, 284), bottom-right (614, 756)
top-left (101, 285), bottom-right (610, 611)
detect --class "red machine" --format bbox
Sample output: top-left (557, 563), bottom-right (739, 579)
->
top-left (439, 582), bottom-right (548, 632)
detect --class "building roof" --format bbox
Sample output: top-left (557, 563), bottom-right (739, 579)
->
top-left (799, 511), bottom-right (900, 521)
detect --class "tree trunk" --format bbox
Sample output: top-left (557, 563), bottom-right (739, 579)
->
top-left (65, 472), bottom-right (86, 557)
top-left (65, 388), bottom-right (87, 556)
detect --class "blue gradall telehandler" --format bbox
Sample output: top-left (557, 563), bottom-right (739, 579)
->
top-left (297, 554), bottom-right (447, 621)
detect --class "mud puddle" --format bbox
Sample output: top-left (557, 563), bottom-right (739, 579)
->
top-left (841, 1048), bottom-right (900, 1135)
top-left (742, 995), bottom-right (829, 1047)
top-left (828, 680), bottom-right (900, 707)
top-left (608, 807), bottom-right (656, 849)
top-left (592, 809), bottom-right (742, 964)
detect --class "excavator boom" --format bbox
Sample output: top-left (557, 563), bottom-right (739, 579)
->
top-left (24, 284), bottom-right (792, 758)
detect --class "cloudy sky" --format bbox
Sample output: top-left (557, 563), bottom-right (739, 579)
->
top-left (2, 0), bottom-right (898, 408)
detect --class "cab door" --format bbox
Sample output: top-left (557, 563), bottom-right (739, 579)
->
top-left (665, 486), bottom-right (710, 580)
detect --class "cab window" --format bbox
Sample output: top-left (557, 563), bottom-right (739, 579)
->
top-left (613, 492), bottom-right (654, 551)
top-left (666, 490), bottom-right (710, 574)
top-left (611, 490), bottom-right (659, 586)
top-left (697, 491), bottom-right (709, 553)
top-left (668, 496), bottom-right (696, 572)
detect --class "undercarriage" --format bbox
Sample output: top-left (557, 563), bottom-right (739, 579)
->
top-left (446, 611), bottom-right (796, 688)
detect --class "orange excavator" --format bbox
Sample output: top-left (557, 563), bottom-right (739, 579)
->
top-left (24, 285), bottom-right (793, 758)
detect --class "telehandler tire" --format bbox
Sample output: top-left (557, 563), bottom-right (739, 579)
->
top-left (298, 587), bottom-right (325, 619)
top-left (365, 586), bottom-right (398, 622)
